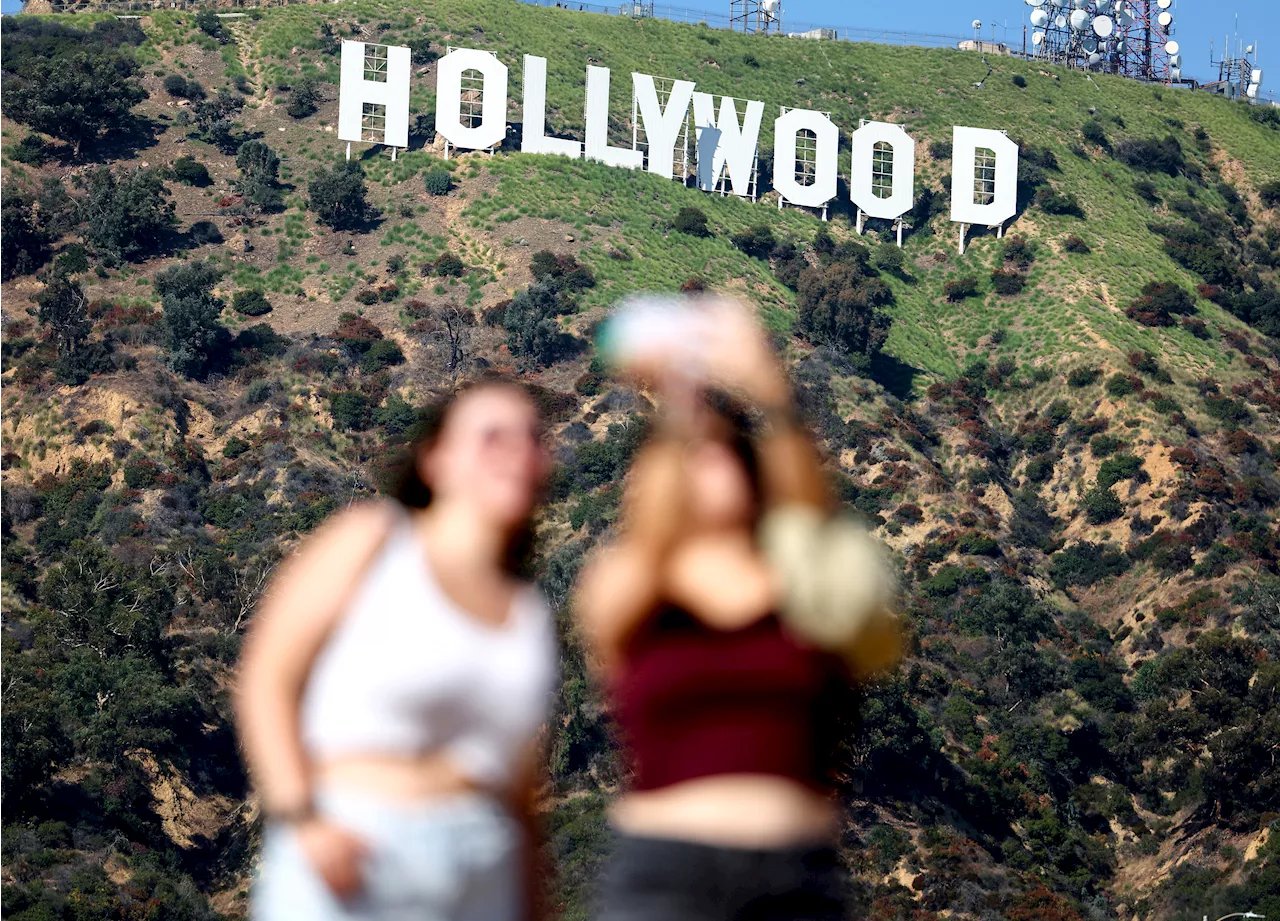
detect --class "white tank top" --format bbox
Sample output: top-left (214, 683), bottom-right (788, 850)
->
top-left (300, 513), bottom-right (559, 789)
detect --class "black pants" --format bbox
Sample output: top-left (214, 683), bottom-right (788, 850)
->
top-left (596, 831), bottom-right (849, 921)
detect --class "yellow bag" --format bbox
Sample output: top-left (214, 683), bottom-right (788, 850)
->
top-left (759, 505), bottom-right (903, 680)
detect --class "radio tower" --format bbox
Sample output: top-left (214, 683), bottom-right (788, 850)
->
top-left (1024, 0), bottom-right (1183, 83)
top-left (730, 0), bottom-right (782, 34)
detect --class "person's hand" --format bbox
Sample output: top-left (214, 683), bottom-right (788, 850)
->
top-left (293, 817), bottom-right (371, 901)
top-left (696, 299), bottom-right (789, 408)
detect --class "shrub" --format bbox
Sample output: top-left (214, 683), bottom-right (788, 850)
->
top-left (329, 390), bottom-right (372, 431)
top-left (1134, 179), bottom-right (1161, 204)
top-left (1025, 455), bottom-right (1054, 483)
top-left (123, 456), bottom-right (160, 489)
top-left (991, 268), bottom-right (1026, 296)
top-left (1051, 541), bottom-right (1130, 588)
top-left (424, 167), bottom-right (454, 196)
top-left (1097, 454), bottom-right (1144, 488)
top-left (1003, 235), bottom-right (1035, 267)
top-left (795, 261), bottom-right (893, 365)
top-left (1260, 181), bottom-right (1280, 209)
top-left (1114, 135), bottom-right (1185, 175)
top-left (503, 281), bottom-right (580, 366)
top-left (730, 225), bottom-right (776, 260)
top-left (1105, 373), bottom-right (1139, 398)
top-left (359, 339), bottom-right (405, 373)
top-left (232, 290), bottom-right (271, 316)
top-left (10, 134), bottom-right (50, 165)
top-left (354, 288), bottom-right (379, 305)
top-left (1125, 280), bottom-right (1196, 327)
top-left (2, 192), bottom-right (49, 280)
top-left (944, 275), bottom-right (981, 302)
top-left (308, 161), bottom-right (371, 231)
top-left (79, 166), bottom-right (176, 263)
top-left (195, 10), bottom-right (231, 43)
top-left (222, 436), bottom-right (250, 459)
top-left (1011, 74), bottom-right (1026, 88)
top-left (928, 139), bottom-right (952, 160)
top-left (673, 206), bottom-right (710, 237)
top-left (872, 243), bottom-right (906, 274)
top-left (1082, 484), bottom-right (1123, 524)
top-left (1182, 316), bottom-right (1210, 339)
top-left (432, 252), bottom-right (466, 277)
top-left (529, 250), bottom-right (595, 290)
top-left (182, 221), bottom-right (221, 250)
top-left (1036, 186), bottom-right (1084, 217)
top-left (163, 74), bottom-right (204, 99)
top-left (286, 75), bottom-right (320, 118)
top-left (1062, 235), bottom-right (1091, 254)
top-left (171, 156), bottom-right (211, 186)
top-left (1081, 119), bottom-right (1108, 148)
top-left (1090, 434), bottom-right (1123, 458)
top-left (743, 53), bottom-right (759, 68)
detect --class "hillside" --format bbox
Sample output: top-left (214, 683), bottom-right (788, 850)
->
top-left (2, 2), bottom-right (1280, 919)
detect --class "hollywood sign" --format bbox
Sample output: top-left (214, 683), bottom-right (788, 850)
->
top-left (338, 42), bottom-right (1019, 250)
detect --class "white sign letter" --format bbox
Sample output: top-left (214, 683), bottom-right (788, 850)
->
top-left (584, 66), bottom-right (643, 170)
top-left (849, 121), bottom-right (915, 220)
top-left (773, 108), bottom-right (839, 210)
top-left (691, 93), bottom-right (764, 196)
top-left (632, 73), bottom-right (695, 179)
top-left (338, 41), bottom-right (410, 149)
top-left (436, 48), bottom-right (509, 151)
top-left (521, 54), bottom-right (581, 158)
top-left (950, 126), bottom-right (1019, 226)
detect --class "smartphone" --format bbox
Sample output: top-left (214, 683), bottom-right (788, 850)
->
top-left (598, 294), bottom-right (712, 374)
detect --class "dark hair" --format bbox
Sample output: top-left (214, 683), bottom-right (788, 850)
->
top-left (700, 388), bottom-right (765, 523)
top-left (387, 376), bottom-right (539, 577)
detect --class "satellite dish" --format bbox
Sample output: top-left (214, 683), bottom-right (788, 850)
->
top-left (1030, 9), bottom-right (1049, 27)
top-left (1169, 53), bottom-right (1181, 66)
top-left (1157, 11), bottom-right (1173, 27)
top-left (1055, 14), bottom-right (1068, 27)
top-left (1083, 37), bottom-right (1098, 53)
top-left (1093, 15), bottom-right (1114, 37)
top-left (972, 18), bottom-right (982, 29)
top-left (1246, 44), bottom-right (1254, 54)
top-left (1247, 83), bottom-right (1259, 99)
top-left (1165, 40), bottom-right (1179, 55)
top-left (1072, 0), bottom-right (1087, 8)
top-left (1046, 0), bottom-right (1061, 8)
top-left (1157, 0), bottom-right (1172, 7)
top-left (763, 0), bottom-right (780, 10)
top-left (1115, 38), bottom-right (1127, 52)
top-left (1069, 10), bottom-right (1088, 30)
top-left (1252, 68), bottom-right (1264, 84)
top-left (1170, 67), bottom-right (1181, 80)
top-left (1032, 30), bottom-right (1046, 46)
top-left (1089, 53), bottom-right (1103, 65)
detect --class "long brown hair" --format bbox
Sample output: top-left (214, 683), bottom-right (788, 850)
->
top-left (387, 376), bottom-right (540, 577)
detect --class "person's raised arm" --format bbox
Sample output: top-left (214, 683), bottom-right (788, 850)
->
top-left (699, 300), bottom-right (830, 512)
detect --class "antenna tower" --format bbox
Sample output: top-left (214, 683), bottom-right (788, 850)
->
top-left (730, 0), bottom-right (782, 34)
top-left (1023, 0), bottom-right (1183, 83)
top-left (1209, 24), bottom-right (1263, 100)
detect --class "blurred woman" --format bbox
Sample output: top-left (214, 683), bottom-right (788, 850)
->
top-left (577, 301), bottom-right (893, 921)
top-left (237, 378), bottom-right (558, 921)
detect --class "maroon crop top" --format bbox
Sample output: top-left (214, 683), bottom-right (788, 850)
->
top-left (610, 604), bottom-right (849, 792)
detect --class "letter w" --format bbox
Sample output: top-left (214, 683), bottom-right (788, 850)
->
top-left (692, 93), bottom-right (764, 198)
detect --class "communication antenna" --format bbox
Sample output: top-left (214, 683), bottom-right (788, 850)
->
top-left (1209, 20), bottom-right (1263, 100)
top-left (620, 0), bottom-right (655, 17)
top-left (730, 0), bottom-right (782, 34)
top-left (1021, 0), bottom-right (1180, 82)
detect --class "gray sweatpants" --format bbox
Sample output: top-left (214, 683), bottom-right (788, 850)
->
top-left (251, 789), bottom-right (523, 921)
